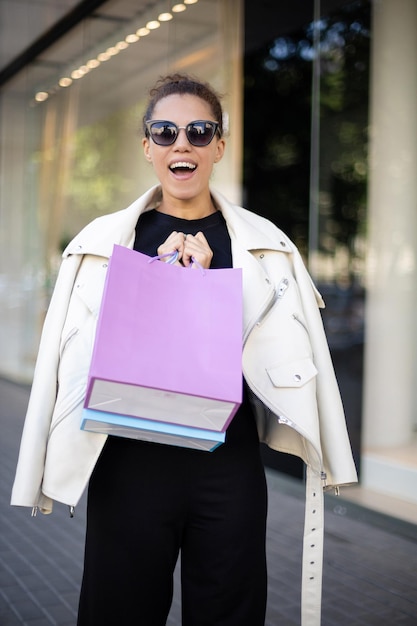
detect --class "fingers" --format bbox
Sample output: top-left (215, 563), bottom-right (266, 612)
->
top-left (183, 231), bottom-right (213, 269)
top-left (157, 231), bottom-right (213, 269)
top-left (156, 231), bottom-right (186, 265)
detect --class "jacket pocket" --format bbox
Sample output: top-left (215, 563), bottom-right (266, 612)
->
top-left (266, 358), bottom-right (317, 388)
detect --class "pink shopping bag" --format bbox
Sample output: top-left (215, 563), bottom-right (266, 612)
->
top-left (84, 245), bottom-right (243, 438)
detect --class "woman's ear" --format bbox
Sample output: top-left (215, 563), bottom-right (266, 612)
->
top-left (142, 137), bottom-right (152, 162)
top-left (214, 138), bottom-right (226, 164)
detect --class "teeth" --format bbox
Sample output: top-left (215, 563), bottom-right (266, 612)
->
top-left (170, 162), bottom-right (196, 170)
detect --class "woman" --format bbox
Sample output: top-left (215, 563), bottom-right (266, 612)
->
top-left (12, 74), bottom-right (357, 626)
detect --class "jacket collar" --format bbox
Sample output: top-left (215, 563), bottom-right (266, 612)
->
top-left (63, 185), bottom-right (291, 259)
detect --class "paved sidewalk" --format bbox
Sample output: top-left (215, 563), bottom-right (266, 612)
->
top-left (1, 376), bottom-right (417, 625)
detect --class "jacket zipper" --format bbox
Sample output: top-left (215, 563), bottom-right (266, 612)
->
top-left (245, 376), bottom-right (325, 479)
top-left (274, 413), bottom-right (328, 484)
top-left (292, 312), bottom-right (309, 335)
top-left (47, 389), bottom-right (86, 439)
top-left (254, 277), bottom-right (289, 329)
top-left (32, 504), bottom-right (76, 517)
top-left (277, 277), bottom-right (289, 298)
top-left (243, 277), bottom-right (289, 347)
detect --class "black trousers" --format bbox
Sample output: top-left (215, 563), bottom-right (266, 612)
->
top-left (77, 435), bottom-right (268, 626)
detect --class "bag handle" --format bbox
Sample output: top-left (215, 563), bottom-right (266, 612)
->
top-left (148, 251), bottom-right (179, 265)
top-left (149, 251), bottom-right (206, 275)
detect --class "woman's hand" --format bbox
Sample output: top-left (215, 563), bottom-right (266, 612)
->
top-left (157, 231), bottom-right (185, 265)
top-left (157, 231), bottom-right (213, 269)
top-left (182, 232), bottom-right (213, 269)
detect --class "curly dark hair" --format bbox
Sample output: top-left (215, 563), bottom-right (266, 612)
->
top-left (142, 73), bottom-right (224, 137)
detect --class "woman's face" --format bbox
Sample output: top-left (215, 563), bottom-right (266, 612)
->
top-left (142, 93), bottom-right (225, 205)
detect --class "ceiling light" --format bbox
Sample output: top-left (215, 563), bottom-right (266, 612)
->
top-left (146, 20), bottom-right (160, 30)
top-left (184, 0), bottom-right (199, 4)
top-left (116, 41), bottom-right (129, 50)
top-left (106, 46), bottom-right (119, 56)
top-left (35, 91), bottom-right (49, 102)
top-left (97, 52), bottom-right (111, 62)
top-left (172, 4), bottom-right (186, 13)
top-left (158, 12), bottom-right (173, 21)
top-left (87, 59), bottom-right (100, 69)
top-left (59, 77), bottom-right (73, 87)
top-left (136, 27), bottom-right (150, 37)
top-left (125, 33), bottom-right (139, 43)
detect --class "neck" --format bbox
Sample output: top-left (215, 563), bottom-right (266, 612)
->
top-left (156, 192), bottom-right (217, 220)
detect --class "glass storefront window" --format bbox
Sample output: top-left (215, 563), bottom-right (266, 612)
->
top-left (0, 0), bottom-right (243, 380)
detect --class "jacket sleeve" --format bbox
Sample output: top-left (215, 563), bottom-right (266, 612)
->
top-left (292, 248), bottom-right (358, 487)
top-left (11, 254), bottom-right (81, 511)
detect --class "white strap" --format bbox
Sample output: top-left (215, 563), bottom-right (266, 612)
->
top-left (301, 467), bottom-right (324, 626)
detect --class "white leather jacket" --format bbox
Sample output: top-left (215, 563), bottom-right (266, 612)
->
top-left (11, 185), bottom-right (357, 625)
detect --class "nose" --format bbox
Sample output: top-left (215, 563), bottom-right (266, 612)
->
top-left (174, 126), bottom-right (191, 148)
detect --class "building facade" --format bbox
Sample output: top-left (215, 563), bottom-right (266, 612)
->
top-left (1, 0), bottom-right (416, 510)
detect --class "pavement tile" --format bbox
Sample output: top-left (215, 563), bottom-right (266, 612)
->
top-left (43, 604), bottom-right (77, 623)
top-left (0, 606), bottom-right (25, 626)
top-left (4, 597), bottom-right (46, 622)
top-left (24, 621), bottom-right (59, 626)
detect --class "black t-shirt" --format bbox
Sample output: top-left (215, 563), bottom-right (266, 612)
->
top-left (134, 208), bottom-right (233, 268)
top-left (133, 208), bottom-right (259, 449)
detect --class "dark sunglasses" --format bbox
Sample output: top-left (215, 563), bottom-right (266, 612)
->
top-left (145, 119), bottom-right (220, 147)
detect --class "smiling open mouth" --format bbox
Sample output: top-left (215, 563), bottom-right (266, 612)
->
top-left (169, 161), bottom-right (197, 173)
